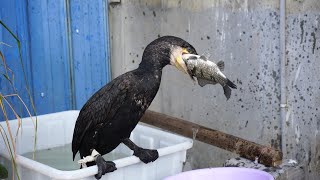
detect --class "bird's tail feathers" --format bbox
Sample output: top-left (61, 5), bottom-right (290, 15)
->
top-left (73, 152), bottom-right (76, 161)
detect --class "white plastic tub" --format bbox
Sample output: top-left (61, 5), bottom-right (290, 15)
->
top-left (0, 110), bottom-right (193, 180)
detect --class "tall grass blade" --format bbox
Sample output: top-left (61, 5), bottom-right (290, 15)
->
top-left (0, 94), bottom-right (16, 154)
top-left (0, 19), bottom-right (38, 155)
top-left (0, 125), bottom-right (21, 180)
top-left (0, 20), bottom-right (36, 180)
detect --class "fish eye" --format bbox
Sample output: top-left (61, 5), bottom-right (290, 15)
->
top-left (186, 47), bottom-right (194, 54)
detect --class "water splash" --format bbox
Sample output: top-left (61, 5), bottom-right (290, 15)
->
top-left (191, 127), bottom-right (199, 141)
top-left (183, 127), bottom-right (199, 172)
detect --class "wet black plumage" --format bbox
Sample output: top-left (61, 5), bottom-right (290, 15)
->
top-left (72, 36), bottom-right (197, 165)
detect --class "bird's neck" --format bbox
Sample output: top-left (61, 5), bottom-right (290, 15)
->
top-left (138, 63), bottom-right (163, 74)
top-left (136, 64), bottom-right (163, 81)
top-left (138, 48), bottom-right (170, 72)
top-left (138, 60), bottom-right (166, 72)
top-left (135, 59), bottom-right (163, 90)
top-left (136, 52), bottom-right (169, 87)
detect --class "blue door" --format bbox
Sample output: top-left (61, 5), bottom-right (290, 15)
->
top-left (0, 0), bottom-right (111, 120)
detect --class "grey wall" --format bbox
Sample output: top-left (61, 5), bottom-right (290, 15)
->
top-left (108, 0), bottom-right (319, 178)
top-left (285, 1), bottom-right (320, 177)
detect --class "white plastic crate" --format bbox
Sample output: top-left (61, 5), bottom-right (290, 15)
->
top-left (0, 110), bottom-right (193, 180)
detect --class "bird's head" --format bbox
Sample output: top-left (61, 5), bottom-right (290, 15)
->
top-left (140, 36), bottom-right (197, 75)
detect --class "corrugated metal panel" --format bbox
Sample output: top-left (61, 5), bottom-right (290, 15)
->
top-left (69, 0), bottom-right (110, 109)
top-left (0, 0), bottom-right (33, 119)
top-left (0, 0), bottom-right (111, 119)
top-left (27, 0), bottom-right (72, 114)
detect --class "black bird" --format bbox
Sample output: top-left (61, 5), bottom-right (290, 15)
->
top-left (72, 36), bottom-right (197, 179)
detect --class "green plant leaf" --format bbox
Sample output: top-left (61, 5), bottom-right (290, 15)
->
top-left (0, 163), bottom-right (8, 179)
top-left (3, 74), bottom-right (13, 84)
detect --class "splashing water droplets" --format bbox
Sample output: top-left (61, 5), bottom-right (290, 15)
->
top-left (191, 127), bottom-right (199, 140)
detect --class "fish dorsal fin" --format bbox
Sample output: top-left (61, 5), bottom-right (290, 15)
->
top-left (197, 78), bottom-right (217, 87)
top-left (217, 61), bottom-right (224, 71)
top-left (199, 55), bottom-right (208, 61)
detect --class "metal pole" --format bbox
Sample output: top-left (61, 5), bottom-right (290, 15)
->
top-left (279, 0), bottom-right (287, 157)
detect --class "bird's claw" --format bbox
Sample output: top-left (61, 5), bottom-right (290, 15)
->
top-left (95, 155), bottom-right (117, 179)
top-left (133, 148), bottom-right (159, 164)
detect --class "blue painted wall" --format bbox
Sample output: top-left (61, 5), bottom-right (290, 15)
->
top-left (0, 0), bottom-right (111, 120)
top-left (27, 0), bottom-right (72, 115)
top-left (0, 0), bottom-right (33, 119)
top-left (69, 0), bottom-right (110, 109)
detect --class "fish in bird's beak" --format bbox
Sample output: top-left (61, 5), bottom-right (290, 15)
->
top-left (170, 47), bottom-right (190, 75)
top-left (181, 53), bottom-right (237, 100)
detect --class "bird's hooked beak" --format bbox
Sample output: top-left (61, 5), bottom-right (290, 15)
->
top-left (170, 47), bottom-right (190, 75)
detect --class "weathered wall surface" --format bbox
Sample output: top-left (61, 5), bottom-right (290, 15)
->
top-left (285, 0), bottom-right (320, 178)
top-left (109, 0), bottom-right (319, 178)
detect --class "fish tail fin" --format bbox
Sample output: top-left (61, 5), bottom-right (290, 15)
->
top-left (226, 79), bottom-right (237, 89)
top-left (223, 86), bottom-right (231, 100)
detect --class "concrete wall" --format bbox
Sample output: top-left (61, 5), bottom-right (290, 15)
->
top-left (285, 0), bottom-right (320, 178)
top-left (108, 0), bottom-right (319, 178)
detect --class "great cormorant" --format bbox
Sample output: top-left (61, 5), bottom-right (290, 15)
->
top-left (72, 36), bottom-right (197, 179)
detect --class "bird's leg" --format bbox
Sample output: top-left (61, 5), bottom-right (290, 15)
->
top-left (122, 138), bottom-right (159, 163)
top-left (79, 149), bottom-right (117, 179)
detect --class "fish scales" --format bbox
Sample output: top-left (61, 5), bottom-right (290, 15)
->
top-left (187, 59), bottom-right (227, 86)
top-left (182, 54), bottom-right (237, 100)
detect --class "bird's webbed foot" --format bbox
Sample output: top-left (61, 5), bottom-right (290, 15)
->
top-left (122, 138), bottom-right (159, 164)
top-left (133, 147), bottom-right (159, 164)
top-left (95, 155), bottom-right (117, 179)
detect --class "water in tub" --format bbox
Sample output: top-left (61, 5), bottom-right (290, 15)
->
top-left (22, 144), bottom-right (128, 170)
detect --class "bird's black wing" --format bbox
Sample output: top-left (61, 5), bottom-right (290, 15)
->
top-left (72, 73), bottom-right (132, 159)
